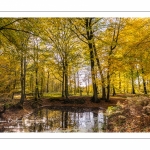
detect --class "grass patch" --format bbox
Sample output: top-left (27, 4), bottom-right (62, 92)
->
top-left (43, 92), bottom-right (62, 98)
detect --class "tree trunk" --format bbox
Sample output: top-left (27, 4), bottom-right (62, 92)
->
top-left (35, 67), bottom-right (40, 100)
top-left (106, 55), bottom-right (111, 102)
top-left (112, 85), bottom-right (116, 96)
top-left (34, 51), bottom-right (40, 100)
top-left (93, 43), bottom-right (106, 100)
top-left (102, 86), bottom-right (106, 100)
top-left (40, 73), bottom-right (44, 97)
top-left (51, 80), bottom-right (54, 92)
top-left (106, 70), bottom-right (110, 101)
top-left (12, 70), bottom-right (17, 99)
top-left (142, 68), bottom-right (147, 94)
top-left (62, 62), bottom-right (65, 97)
top-left (77, 72), bottom-right (80, 93)
top-left (30, 74), bottom-right (34, 95)
top-left (90, 45), bottom-right (98, 102)
top-left (143, 78), bottom-right (147, 94)
top-left (47, 71), bottom-right (50, 93)
top-left (20, 53), bottom-right (26, 105)
top-left (85, 18), bottom-right (98, 103)
top-left (137, 70), bottom-right (141, 92)
top-left (127, 80), bottom-right (129, 93)
top-left (24, 56), bottom-right (26, 99)
top-left (68, 67), bottom-right (72, 94)
top-left (119, 72), bottom-right (121, 93)
top-left (64, 60), bottom-right (69, 100)
top-left (74, 73), bottom-right (76, 95)
top-left (131, 69), bottom-right (136, 94)
top-left (87, 74), bottom-right (90, 96)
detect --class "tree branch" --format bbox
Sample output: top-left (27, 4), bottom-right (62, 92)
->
top-left (0, 18), bottom-right (27, 30)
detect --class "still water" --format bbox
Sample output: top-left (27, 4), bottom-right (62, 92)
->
top-left (0, 106), bottom-right (106, 132)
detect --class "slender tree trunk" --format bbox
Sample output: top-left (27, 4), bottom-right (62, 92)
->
top-left (131, 69), bottom-right (136, 94)
top-left (127, 80), bottom-right (129, 93)
top-left (77, 72), bottom-right (80, 93)
top-left (62, 62), bottom-right (65, 97)
top-left (60, 82), bottom-right (62, 93)
top-left (137, 70), bottom-right (141, 92)
top-left (51, 80), bottom-right (54, 92)
top-left (119, 72), bottom-right (121, 93)
top-left (30, 74), bottom-right (34, 95)
top-left (40, 73), bottom-right (44, 97)
top-left (123, 74), bottom-right (126, 94)
top-left (20, 53), bottom-right (25, 105)
top-left (24, 56), bottom-right (26, 98)
top-left (62, 111), bottom-right (64, 128)
top-left (35, 67), bottom-right (39, 100)
top-left (47, 71), bottom-right (50, 93)
top-left (35, 51), bottom-right (40, 100)
top-left (87, 74), bottom-right (90, 96)
top-left (74, 73), bottom-right (76, 95)
top-left (68, 67), bottom-right (72, 94)
top-left (106, 70), bottom-right (110, 101)
top-left (20, 55), bottom-right (24, 102)
top-left (142, 68), bottom-right (147, 94)
top-left (12, 70), bottom-right (17, 99)
top-left (112, 85), bottom-right (116, 96)
top-left (106, 54), bottom-right (111, 102)
top-left (143, 78), bottom-right (147, 94)
top-left (64, 60), bottom-right (69, 100)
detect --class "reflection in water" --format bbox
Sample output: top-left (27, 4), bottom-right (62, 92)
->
top-left (0, 107), bottom-right (106, 132)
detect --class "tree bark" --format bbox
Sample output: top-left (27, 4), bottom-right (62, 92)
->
top-left (40, 73), bottom-right (44, 97)
top-left (93, 43), bottom-right (106, 100)
top-left (112, 85), bottom-right (116, 96)
top-left (137, 70), bottom-right (141, 92)
top-left (20, 52), bottom-right (26, 105)
top-left (12, 70), bottom-right (17, 99)
top-left (142, 68), bottom-right (147, 94)
top-left (74, 73), bottom-right (76, 95)
top-left (64, 59), bottom-right (69, 100)
top-left (77, 72), bottom-right (80, 93)
top-left (106, 70), bottom-right (110, 101)
top-left (62, 63), bottom-right (65, 97)
top-left (119, 72), bottom-right (121, 93)
top-left (131, 69), bottom-right (136, 94)
top-left (47, 71), bottom-right (50, 93)
top-left (85, 18), bottom-right (98, 103)
top-left (34, 43), bottom-right (40, 101)
top-left (35, 67), bottom-right (40, 100)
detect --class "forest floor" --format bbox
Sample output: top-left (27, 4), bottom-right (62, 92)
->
top-left (0, 94), bottom-right (150, 132)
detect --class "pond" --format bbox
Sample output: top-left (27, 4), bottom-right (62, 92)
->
top-left (0, 106), bottom-right (107, 132)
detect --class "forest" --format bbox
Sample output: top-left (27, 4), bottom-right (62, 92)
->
top-left (0, 17), bottom-right (150, 132)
